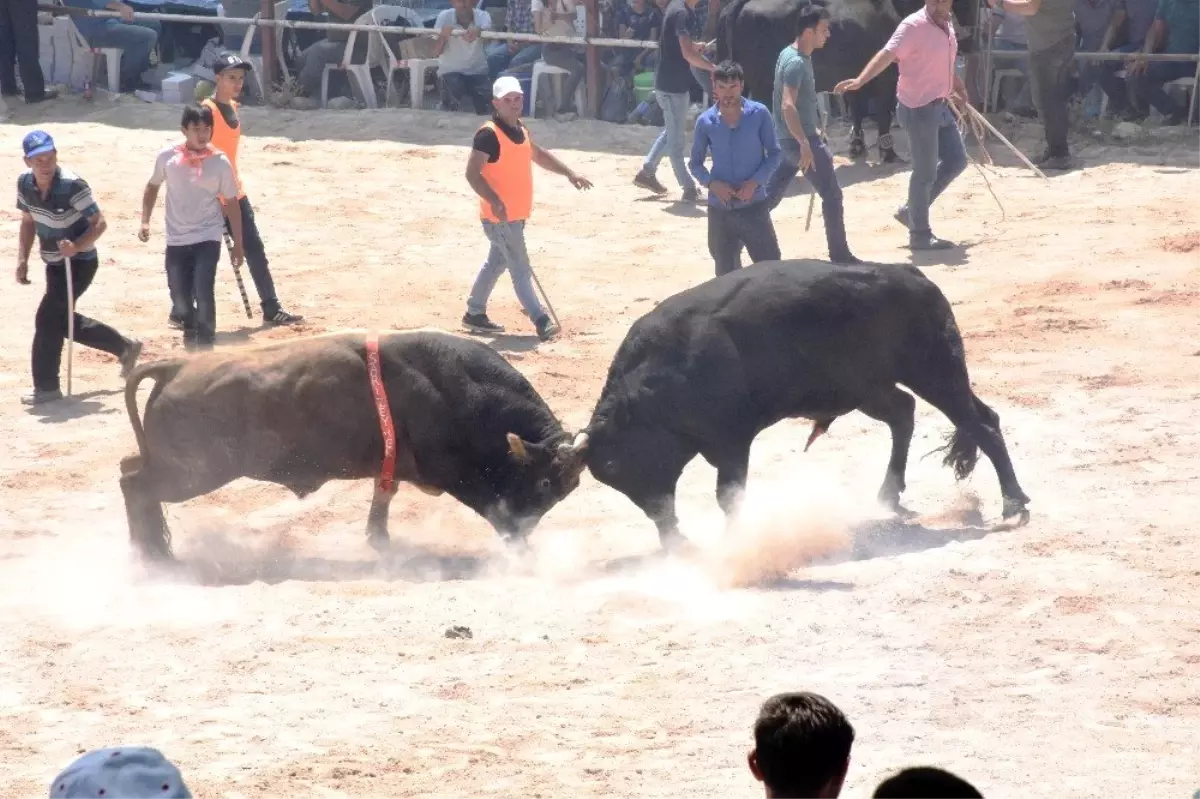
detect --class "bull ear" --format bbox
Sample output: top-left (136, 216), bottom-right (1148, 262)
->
top-left (507, 432), bottom-right (532, 463)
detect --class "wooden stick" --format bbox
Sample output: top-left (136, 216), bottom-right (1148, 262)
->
top-left (965, 104), bottom-right (1050, 180)
top-left (804, 99), bottom-right (830, 232)
top-left (65, 257), bottom-right (75, 397)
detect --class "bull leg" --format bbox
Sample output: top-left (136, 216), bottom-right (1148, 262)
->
top-left (366, 482), bottom-right (396, 552)
top-left (848, 93), bottom-right (868, 159)
top-left (856, 387), bottom-right (917, 511)
top-left (908, 381), bottom-right (1031, 526)
top-left (119, 454), bottom-right (174, 562)
top-left (709, 442), bottom-right (752, 521)
top-left (875, 93), bottom-right (901, 164)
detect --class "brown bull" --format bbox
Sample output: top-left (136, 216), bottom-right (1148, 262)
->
top-left (119, 330), bottom-right (589, 560)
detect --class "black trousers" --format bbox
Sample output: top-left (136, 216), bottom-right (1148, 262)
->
top-left (441, 72), bottom-right (491, 114)
top-left (165, 240), bottom-right (221, 348)
top-left (708, 201), bottom-right (782, 277)
top-left (1028, 35), bottom-right (1075, 158)
top-left (0, 0), bottom-right (46, 98)
top-left (32, 257), bottom-right (129, 391)
top-left (222, 195), bottom-right (280, 316)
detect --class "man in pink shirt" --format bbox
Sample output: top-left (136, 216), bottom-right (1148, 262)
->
top-left (833, 0), bottom-right (968, 251)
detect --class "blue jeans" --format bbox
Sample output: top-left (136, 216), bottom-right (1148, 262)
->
top-left (643, 90), bottom-right (693, 190)
top-left (766, 136), bottom-right (853, 260)
top-left (897, 99), bottom-right (967, 240)
top-left (165, 240), bottom-right (221, 347)
top-left (1093, 42), bottom-right (1141, 114)
top-left (467, 220), bottom-right (546, 321)
top-left (84, 20), bottom-right (161, 86)
top-left (487, 41), bottom-right (542, 78)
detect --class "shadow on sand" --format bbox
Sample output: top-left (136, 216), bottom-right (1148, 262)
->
top-left (27, 389), bottom-right (122, 423)
top-left (169, 543), bottom-right (492, 587)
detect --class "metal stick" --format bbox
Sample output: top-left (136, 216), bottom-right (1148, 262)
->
top-left (223, 232), bottom-right (253, 319)
top-left (965, 104), bottom-right (1050, 180)
top-left (65, 257), bottom-right (75, 397)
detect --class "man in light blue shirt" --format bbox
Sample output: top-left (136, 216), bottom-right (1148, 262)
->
top-left (688, 60), bottom-right (782, 277)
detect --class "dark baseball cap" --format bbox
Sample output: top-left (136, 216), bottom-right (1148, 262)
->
top-left (213, 52), bottom-right (252, 74)
top-left (22, 130), bottom-right (56, 157)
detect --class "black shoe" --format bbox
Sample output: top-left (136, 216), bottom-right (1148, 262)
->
top-left (462, 312), bottom-right (505, 335)
top-left (1040, 154), bottom-right (1073, 171)
top-left (831, 252), bottom-right (863, 265)
top-left (167, 314), bottom-right (185, 330)
top-left (535, 315), bottom-right (560, 342)
top-left (25, 89), bottom-right (58, 103)
top-left (119, 338), bottom-right (143, 379)
top-left (634, 170), bottom-right (669, 194)
top-left (21, 388), bottom-right (63, 405)
top-left (680, 186), bottom-right (700, 203)
top-left (910, 235), bottom-right (956, 251)
top-left (265, 309), bottom-right (304, 325)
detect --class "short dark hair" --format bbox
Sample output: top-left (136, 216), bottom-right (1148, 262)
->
top-left (713, 60), bottom-right (744, 84)
top-left (872, 767), bottom-right (983, 798)
top-left (796, 5), bottom-right (830, 37)
top-left (180, 104), bottom-right (214, 129)
top-left (753, 692), bottom-right (855, 797)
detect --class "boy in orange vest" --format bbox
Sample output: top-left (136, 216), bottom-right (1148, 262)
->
top-left (463, 75), bottom-right (592, 342)
top-left (183, 52), bottom-right (302, 328)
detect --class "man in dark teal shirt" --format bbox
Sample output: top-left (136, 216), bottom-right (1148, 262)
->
top-left (688, 60), bottom-right (782, 277)
top-left (764, 4), bottom-right (860, 264)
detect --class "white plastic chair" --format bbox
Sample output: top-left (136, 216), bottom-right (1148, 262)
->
top-left (320, 9), bottom-right (378, 108)
top-left (371, 5), bottom-right (439, 109)
top-left (225, 10), bottom-right (266, 98)
top-left (989, 67), bottom-right (1023, 112)
top-left (62, 16), bottom-right (123, 94)
top-left (530, 59), bottom-right (585, 117)
top-left (1165, 66), bottom-right (1199, 126)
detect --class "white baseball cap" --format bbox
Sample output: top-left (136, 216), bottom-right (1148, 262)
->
top-left (493, 75), bottom-right (524, 98)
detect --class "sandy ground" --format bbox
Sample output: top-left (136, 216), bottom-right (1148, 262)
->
top-left (1, 95), bottom-right (1198, 797)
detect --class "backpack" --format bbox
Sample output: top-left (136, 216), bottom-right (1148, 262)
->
top-left (599, 76), bottom-right (634, 123)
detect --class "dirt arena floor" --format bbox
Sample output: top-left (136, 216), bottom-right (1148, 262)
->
top-left (1, 96), bottom-right (1197, 796)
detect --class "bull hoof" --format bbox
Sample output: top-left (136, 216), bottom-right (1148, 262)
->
top-left (367, 533), bottom-right (391, 553)
top-left (880, 148), bottom-right (903, 164)
top-left (849, 142), bottom-right (867, 159)
top-left (660, 531), bottom-right (700, 559)
top-left (1001, 498), bottom-right (1031, 527)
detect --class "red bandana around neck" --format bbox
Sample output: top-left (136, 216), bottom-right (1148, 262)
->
top-left (174, 143), bottom-right (215, 178)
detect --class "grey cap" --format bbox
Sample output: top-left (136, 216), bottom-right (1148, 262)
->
top-left (49, 747), bottom-right (191, 798)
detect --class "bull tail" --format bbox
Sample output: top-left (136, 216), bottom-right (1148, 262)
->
top-left (124, 358), bottom-right (185, 460)
top-left (939, 427), bottom-right (980, 480)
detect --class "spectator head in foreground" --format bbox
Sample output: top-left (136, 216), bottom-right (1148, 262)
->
top-left (748, 691), bottom-right (855, 798)
top-left (50, 746), bottom-right (191, 798)
top-left (872, 766), bottom-right (983, 798)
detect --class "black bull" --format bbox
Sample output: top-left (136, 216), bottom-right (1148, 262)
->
top-left (582, 259), bottom-right (1030, 549)
top-left (716, 0), bottom-right (978, 162)
top-left (119, 330), bottom-right (588, 561)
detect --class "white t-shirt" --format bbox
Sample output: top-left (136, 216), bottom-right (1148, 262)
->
top-left (435, 7), bottom-right (492, 75)
top-left (149, 144), bottom-right (239, 247)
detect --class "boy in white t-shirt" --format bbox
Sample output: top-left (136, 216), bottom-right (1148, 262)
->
top-left (138, 104), bottom-right (245, 350)
top-left (435, 0), bottom-right (493, 113)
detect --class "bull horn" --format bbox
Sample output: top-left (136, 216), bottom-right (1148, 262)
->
top-left (558, 432), bottom-right (589, 457)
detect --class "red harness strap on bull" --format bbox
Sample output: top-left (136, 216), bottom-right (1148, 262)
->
top-left (365, 333), bottom-right (396, 493)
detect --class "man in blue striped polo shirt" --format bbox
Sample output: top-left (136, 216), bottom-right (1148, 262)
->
top-left (688, 60), bottom-right (782, 277)
top-left (15, 130), bottom-right (142, 406)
